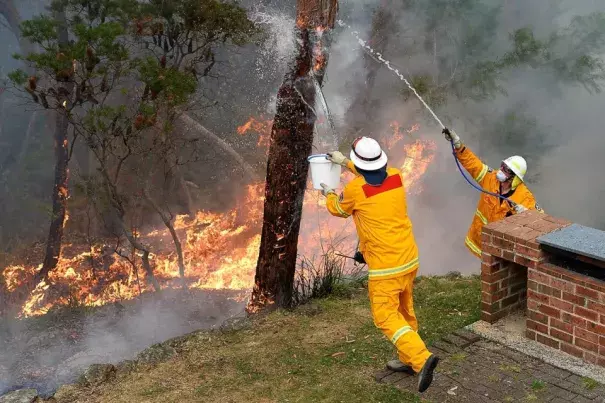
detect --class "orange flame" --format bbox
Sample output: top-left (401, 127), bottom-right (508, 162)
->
top-left (3, 119), bottom-right (435, 317)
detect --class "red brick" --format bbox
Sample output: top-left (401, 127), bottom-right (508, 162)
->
top-left (538, 284), bottom-right (561, 299)
top-left (584, 352), bottom-right (598, 364)
top-left (481, 301), bottom-right (498, 312)
top-left (527, 299), bottom-right (539, 311)
top-left (536, 333), bottom-right (560, 349)
top-left (484, 244), bottom-right (503, 258)
top-left (561, 342), bottom-right (584, 358)
top-left (587, 321), bottom-right (605, 336)
top-left (484, 270), bottom-right (509, 283)
top-left (528, 280), bottom-right (538, 292)
top-left (481, 232), bottom-right (493, 246)
top-left (493, 237), bottom-right (514, 251)
top-left (539, 304), bottom-right (561, 319)
top-left (562, 312), bottom-right (587, 329)
top-left (550, 318), bottom-right (573, 333)
top-left (575, 305), bottom-right (599, 322)
top-left (510, 282), bottom-right (527, 294)
top-left (502, 250), bottom-right (514, 262)
top-left (514, 243), bottom-right (542, 257)
top-left (528, 310), bottom-right (548, 324)
top-left (601, 315), bottom-right (605, 325)
top-left (542, 215), bottom-right (572, 226)
top-left (575, 337), bottom-right (599, 353)
top-left (481, 281), bottom-right (499, 293)
top-left (481, 253), bottom-right (498, 265)
top-left (526, 220), bottom-right (562, 234)
top-left (550, 328), bottom-right (573, 343)
top-left (526, 329), bottom-right (536, 340)
top-left (528, 289), bottom-right (549, 305)
top-left (481, 263), bottom-right (503, 276)
top-left (550, 297), bottom-right (574, 313)
top-left (514, 254), bottom-right (538, 268)
top-left (562, 292), bottom-right (585, 306)
top-left (587, 301), bottom-right (605, 315)
top-left (528, 270), bottom-right (550, 285)
top-left (491, 289), bottom-right (508, 303)
top-left (501, 294), bottom-right (519, 308)
top-left (503, 226), bottom-right (533, 241)
top-left (577, 285), bottom-right (600, 301)
top-left (551, 278), bottom-right (575, 293)
top-left (575, 327), bottom-right (600, 344)
top-left (527, 319), bottom-right (548, 334)
top-left (517, 229), bottom-right (542, 242)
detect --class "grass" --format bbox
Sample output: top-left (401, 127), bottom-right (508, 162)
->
top-left (530, 380), bottom-right (546, 392)
top-left (582, 377), bottom-right (599, 390)
top-left (54, 275), bottom-right (481, 403)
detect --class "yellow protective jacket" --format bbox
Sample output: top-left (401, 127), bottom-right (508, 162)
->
top-left (455, 145), bottom-right (543, 257)
top-left (325, 161), bottom-right (419, 280)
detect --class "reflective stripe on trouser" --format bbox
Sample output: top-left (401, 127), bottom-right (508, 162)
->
top-left (368, 269), bottom-right (431, 373)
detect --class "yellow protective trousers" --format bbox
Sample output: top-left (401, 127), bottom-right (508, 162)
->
top-left (368, 269), bottom-right (432, 373)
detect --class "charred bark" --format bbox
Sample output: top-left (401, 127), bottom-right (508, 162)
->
top-left (249, 0), bottom-right (338, 312)
top-left (35, 12), bottom-right (73, 284)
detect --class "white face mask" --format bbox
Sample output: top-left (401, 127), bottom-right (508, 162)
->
top-left (496, 170), bottom-right (508, 182)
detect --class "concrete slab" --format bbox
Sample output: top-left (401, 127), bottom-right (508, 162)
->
top-left (467, 312), bottom-right (605, 385)
top-left (537, 223), bottom-right (605, 263)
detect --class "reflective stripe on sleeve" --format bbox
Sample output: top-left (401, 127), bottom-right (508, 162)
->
top-left (475, 164), bottom-right (488, 182)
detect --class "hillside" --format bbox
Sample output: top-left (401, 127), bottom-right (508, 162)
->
top-left (51, 275), bottom-right (480, 403)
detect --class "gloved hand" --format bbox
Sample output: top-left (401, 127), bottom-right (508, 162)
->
top-left (514, 204), bottom-right (527, 214)
top-left (326, 151), bottom-right (348, 166)
top-left (320, 183), bottom-right (335, 197)
top-left (442, 127), bottom-right (462, 149)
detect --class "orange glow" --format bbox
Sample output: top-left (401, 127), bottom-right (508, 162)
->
top-left (3, 118), bottom-right (435, 317)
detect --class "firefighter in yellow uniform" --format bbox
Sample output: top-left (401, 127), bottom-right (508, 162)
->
top-left (442, 128), bottom-right (543, 258)
top-left (321, 137), bottom-right (439, 393)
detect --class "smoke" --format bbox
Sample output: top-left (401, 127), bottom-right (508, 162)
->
top-left (308, 0), bottom-right (605, 274)
top-left (0, 289), bottom-right (245, 396)
top-left (2, 0), bottom-right (605, 394)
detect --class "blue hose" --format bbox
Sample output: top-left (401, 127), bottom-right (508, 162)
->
top-left (449, 140), bottom-right (516, 206)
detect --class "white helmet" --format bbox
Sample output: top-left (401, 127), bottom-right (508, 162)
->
top-left (503, 155), bottom-right (527, 181)
top-left (349, 136), bottom-right (388, 171)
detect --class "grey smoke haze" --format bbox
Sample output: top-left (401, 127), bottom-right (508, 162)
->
top-left (315, 0), bottom-right (605, 274)
top-left (1, 0), bottom-right (605, 394)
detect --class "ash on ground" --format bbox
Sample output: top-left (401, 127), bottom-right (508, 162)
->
top-left (0, 288), bottom-right (246, 397)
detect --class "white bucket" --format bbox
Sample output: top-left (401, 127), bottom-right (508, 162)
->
top-left (307, 154), bottom-right (342, 190)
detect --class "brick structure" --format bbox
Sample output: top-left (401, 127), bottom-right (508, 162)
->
top-left (480, 210), bottom-right (605, 368)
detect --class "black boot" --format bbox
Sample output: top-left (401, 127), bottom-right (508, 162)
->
top-left (417, 355), bottom-right (440, 393)
top-left (386, 359), bottom-right (414, 375)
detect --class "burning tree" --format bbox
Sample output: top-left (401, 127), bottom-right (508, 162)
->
top-left (248, 0), bottom-right (338, 311)
top-left (8, 0), bottom-right (258, 295)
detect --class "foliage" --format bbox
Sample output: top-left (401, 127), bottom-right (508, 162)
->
top-left (7, 0), bottom-right (259, 281)
top-left (399, 1), bottom-right (605, 103)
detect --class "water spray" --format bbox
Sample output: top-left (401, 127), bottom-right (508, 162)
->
top-left (312, 75), bottom-right (339, 147)
top-left (336, 19), bottom-right (517, 207)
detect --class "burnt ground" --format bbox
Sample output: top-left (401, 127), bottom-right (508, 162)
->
top-left (0, 288), bottom-right (246, 397)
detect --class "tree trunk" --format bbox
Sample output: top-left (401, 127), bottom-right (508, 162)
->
top-left (248, 0), bottom-right (338, 312)
top-left (143, 188), bottom-right (186, 288)
top-left (35, 12), bottom-right (72, 284)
